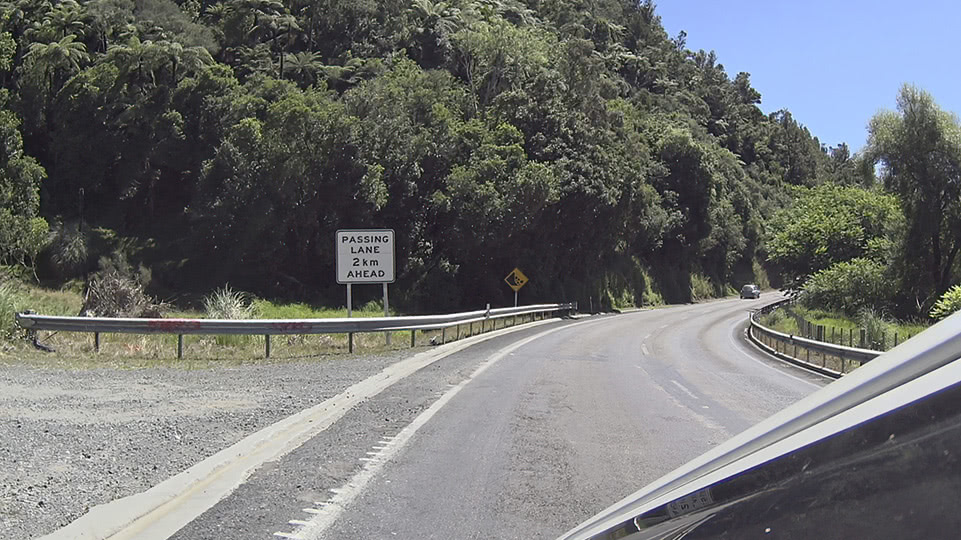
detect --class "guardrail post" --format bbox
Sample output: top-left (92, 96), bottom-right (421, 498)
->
top-left (441, 327), bottom-right (446, 345)
top-left (348, 333), bottom-right (353, 354)
top-left (410, 329), bottom-right (415, 347)
top-left (94, 332), bottom-right (100, 352)
top-left (841, 355), bottom-right (846, 374)
top-left (455, 324), bottom-right (460, 340)
top-left (265, 334), bottom-right (271, 358)
top-left (177, 334), bottom-right (183, 359)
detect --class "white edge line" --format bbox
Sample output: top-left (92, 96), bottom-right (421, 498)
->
top-left (670, 380), bottom-right (699, 400)
top-left (291, 324), bottom-right (571, 540)
top-left (728, 319), bottom-right (826, 388)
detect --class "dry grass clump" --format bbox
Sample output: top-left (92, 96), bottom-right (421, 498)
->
top-left (82, 270), bottom-right (166, 318)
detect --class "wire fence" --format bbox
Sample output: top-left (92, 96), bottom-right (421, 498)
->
top-left (777, 303), bottom-right (918, 352)
top-left (749, 300), bottom-right (880, 377)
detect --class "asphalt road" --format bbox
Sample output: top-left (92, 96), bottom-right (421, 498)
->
top-left (165, 293), bottom-right (827, 540)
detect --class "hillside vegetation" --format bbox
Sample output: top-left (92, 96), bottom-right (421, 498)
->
top-left (0, 0), bottom-right (926, 315)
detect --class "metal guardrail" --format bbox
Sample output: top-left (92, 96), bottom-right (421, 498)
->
top-left (16, 303), bottom-right (576, 358)
top-left (748, 299), bottom-right (880, 377)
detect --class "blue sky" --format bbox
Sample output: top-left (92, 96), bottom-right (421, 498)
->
top-left (654, 1), bottom-right (960, 153)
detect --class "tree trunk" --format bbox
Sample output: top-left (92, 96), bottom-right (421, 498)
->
top-left (941, 241), bottom-right (960, 293)
top-left (932, 229), bottom-right (943, 294)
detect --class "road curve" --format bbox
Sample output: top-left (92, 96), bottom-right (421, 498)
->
top-left (164, 293), bottom-right (827, 540)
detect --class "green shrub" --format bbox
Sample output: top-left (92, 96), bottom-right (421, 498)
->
top-left (608, 287), bottom-right (636, 310)
top-left (642, 288), bottom-right (664, 307)
top-left (690, 273), bottom-right (715, 301)
top-left (801, 258), bottom-right (893, 315)
top-left (639, 266), bottom-right (663, 306)
top-left (0, 211), bottom-right (48, 279)
top-left (752, 259), bottom-right (771, 290)
top-left (930, 285), bottom-right (961, 321)
top-left (359, 299), bottom-right (386, 313)
top-left (47, 222), bottom-right (89, 279)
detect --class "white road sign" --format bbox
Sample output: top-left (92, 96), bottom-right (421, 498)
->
top-left (336, 229), bottom-right (395, 284)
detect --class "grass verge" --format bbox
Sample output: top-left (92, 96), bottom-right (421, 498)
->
top-left (1, 278), bottom-right (549, 369)
top-left (760, 304), bottom-right (930, 351)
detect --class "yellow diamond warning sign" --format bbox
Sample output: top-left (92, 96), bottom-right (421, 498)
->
top-left (504, 268), bottom-right (529, 292)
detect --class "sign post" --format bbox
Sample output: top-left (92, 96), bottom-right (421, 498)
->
top-left (504, 267), bottom-right (529, 307)
top-left (383, 282), bottom-right (390, 345)
top-left (336, 229), bottom-right (396, 348)
top-left (346, 283), bottom-right (353, 352)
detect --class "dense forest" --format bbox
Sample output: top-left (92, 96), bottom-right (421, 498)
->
top-left (2, 0), bottom-right (954, 318)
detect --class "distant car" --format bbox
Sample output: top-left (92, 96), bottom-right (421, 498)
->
top-left (739, 284), bottom-right (760, 299)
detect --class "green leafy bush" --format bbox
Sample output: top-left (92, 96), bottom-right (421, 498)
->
top-left (930, 285), bottom-right (961, 321)
top-left (764, 308), bottom-right (785, 327)
top-left (690, 273), bottom-right (715, 301)
top-left (801, 258), bottom-right (893, 315)
top-left (752, 259), bottom-right (771, 290)
top-left (47, 222), bottom-right (89, 279)
top-left (767, 184), bottom-right (902, 290)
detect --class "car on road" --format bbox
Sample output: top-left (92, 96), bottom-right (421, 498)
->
top-left (739, 284), bottom-right (760, 299)
top-left (557, 311), bottom-right (961, 540)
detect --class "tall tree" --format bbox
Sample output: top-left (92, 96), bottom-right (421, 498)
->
top-left (766, 183), bottom-right (902, 290)
top-left (23, 33), bottom-right (89, 88)
top-left (865, 84), bottom-right (961, 311)
top-left (0, 93), bottom-right (47, 274)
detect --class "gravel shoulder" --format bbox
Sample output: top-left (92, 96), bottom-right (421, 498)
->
top-left (0, 349), bottom-right (417, 539)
